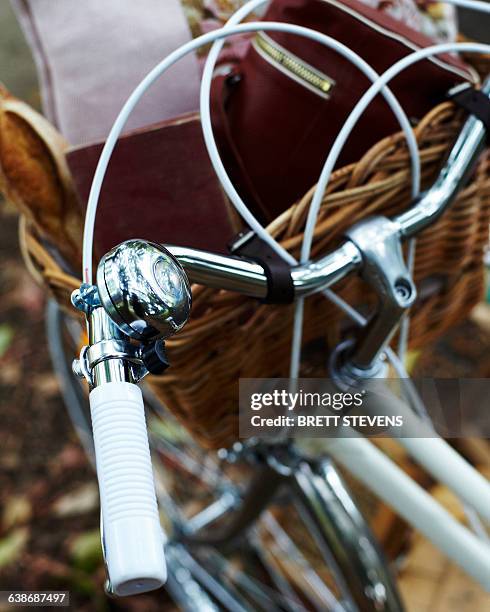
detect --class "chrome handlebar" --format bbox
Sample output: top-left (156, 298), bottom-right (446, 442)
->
top-left (164, 79), bottom-right (489, 301)
top-left (396, 79), bottom-right (490, 238)
top-left (169, 123), bottom-right (485, 297)
top-left (166, 240), bottom-right (362, 300)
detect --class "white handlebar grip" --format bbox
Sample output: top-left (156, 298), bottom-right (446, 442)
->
top-left (89, 381), bottom-right (166, 596)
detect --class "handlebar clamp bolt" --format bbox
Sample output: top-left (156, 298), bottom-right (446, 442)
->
top-left (72, 358), bottom-right (84, 379)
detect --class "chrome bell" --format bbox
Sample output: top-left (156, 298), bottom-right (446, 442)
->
top-left (96, 240), bottom-right (192, 341)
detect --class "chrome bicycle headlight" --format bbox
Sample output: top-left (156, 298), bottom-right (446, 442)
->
top-left (96, 239), bottom-right (192, 341)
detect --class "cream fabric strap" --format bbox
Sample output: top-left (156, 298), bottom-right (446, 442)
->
top-left (11, 0), bottom-right (201, 145)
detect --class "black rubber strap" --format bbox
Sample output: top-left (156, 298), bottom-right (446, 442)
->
top-left (448, 84), bottom-right (490, 135)
top-left (229, 231), bottom-right (295, 304)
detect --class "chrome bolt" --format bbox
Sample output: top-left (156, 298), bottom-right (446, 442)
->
top-left (72, 358), bottom-right (84, 379)
top-left (71, 283), bottom-right (101, 312)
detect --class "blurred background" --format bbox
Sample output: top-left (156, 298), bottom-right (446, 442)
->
top-left (0, 5), bottom-right (110, 610)
top-left (0, 1), bottom-right (489, 611)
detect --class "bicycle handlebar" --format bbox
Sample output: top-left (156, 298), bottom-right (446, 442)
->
top-left (166, 240), bottom-right (362, 300)
top-left (166, 79), bottom-right (489, 300)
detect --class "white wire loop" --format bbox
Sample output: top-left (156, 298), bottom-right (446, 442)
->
top-left (442, 0), bottom-right (490, 12)
top-left (199, 0), bottom-right (420, 258)
top-left (83, 20), bottom-right (419, 284)
top-left (198, 0), bottom-right (423, 379)
top-left (289, 41), bottom-right (490, 380)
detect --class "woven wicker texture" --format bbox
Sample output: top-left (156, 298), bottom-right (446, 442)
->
top-left (21, 100), bottom-right (490, 449)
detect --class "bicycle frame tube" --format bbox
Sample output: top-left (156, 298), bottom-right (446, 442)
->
top-left (166, 79), bottom-right (489, 299)
top-left (323, 435), bottom-right (490, 589)
top-left (354, 383), bottom-right (490, 521)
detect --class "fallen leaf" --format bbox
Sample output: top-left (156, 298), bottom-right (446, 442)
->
top-left (29, 480), bottom-right (49, 502)
top-left (0, 528), bottom-right (29, 568)
top-left (30, 373), bottom-right (60, 399)
top-left (51, 444), bottom-right (87, 473)
top-left (0, 361), bottom-right (22, 385)
top-left (0, 451), bottom-right (21, 470)
top-left (24, 553), bottom-right (70, 579)
top-left (0, 324), bottom-right (14, 358)
top-left (53, 482), bottom-right (99, 517)
top-left (0, 267), bottom-right (44, 316)
top-left (471, 302), bottom-right (490, 334)
top-left (69, 529), bottom-right (102, 572)
top-left (2, 495), bottom-right (32, 530)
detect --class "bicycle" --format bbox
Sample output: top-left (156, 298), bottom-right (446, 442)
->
top-left (16, 4), bottom-right (490, 611)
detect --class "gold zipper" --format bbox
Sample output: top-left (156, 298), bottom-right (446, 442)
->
top-left (253, 32), bottom-right (334, 98)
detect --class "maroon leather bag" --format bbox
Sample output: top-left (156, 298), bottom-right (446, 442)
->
top-left (67, 113), bottom-right (241, 257)
top-left (213, 0), bottom-right (477, 223)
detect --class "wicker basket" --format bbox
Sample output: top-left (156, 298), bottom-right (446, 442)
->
top-left (21, 99), bottom-right (490, 449)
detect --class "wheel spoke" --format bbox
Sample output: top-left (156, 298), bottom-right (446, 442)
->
top-left (258, 512), bottom-right (346, 611)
